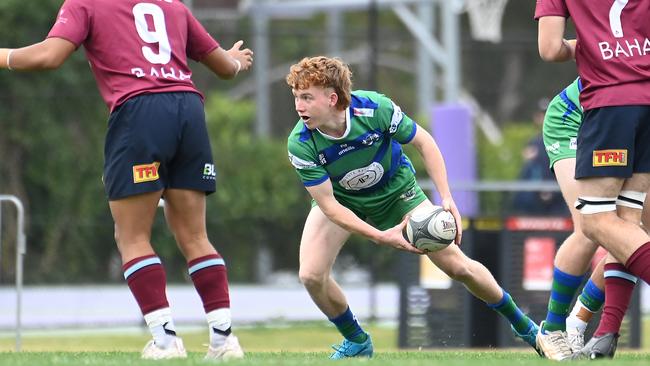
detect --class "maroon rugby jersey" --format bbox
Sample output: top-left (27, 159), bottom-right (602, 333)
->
top-left (535, 0), bottom-right (650, 110)
top-left (47, 0), bottom-right (219, 111)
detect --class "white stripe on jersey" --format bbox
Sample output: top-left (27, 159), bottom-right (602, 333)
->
top-left (289, 153), bottom-right (318, 169)
top-left (389, 101), bottom-right (404, 134)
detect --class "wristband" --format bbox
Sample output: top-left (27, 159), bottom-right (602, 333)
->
top-left (6, 49), bottom-right (14, 70)
top-left (234, 59), bottom-right (241, 74)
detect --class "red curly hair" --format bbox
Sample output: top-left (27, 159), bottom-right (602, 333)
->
top-left (286, 56), bottom-right (352, 110)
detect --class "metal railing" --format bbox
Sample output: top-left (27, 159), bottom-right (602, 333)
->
top-left (0, 195), bottom-right (26, 351)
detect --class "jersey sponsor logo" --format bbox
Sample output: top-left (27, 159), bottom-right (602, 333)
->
top-left (318, 153), bottom-right (327, 165)
top-left (598, 37), bottom-right (650, 61)
top-left (361, 132), bottom-right (381, 146)
top-left (338, 162), bottom-right (384, 191)
top-left (338, 144), bottom-right (356, 156)
top-left (353, 108), bottom-right (375, 117)
top-left (399, 187), bottom-right (416, 201)
top-left (569, 137), bottom-right (577, 150)
top-left (133, 162), bottom-right (160, 183)
top-left (203, 163), bottom-right (216, 180)
top-left (545, 141), bottom-right (560, 154)
top-left (288, 153), bottom-right (318, 169)
top-left (593, 149), bottom-right (627, 167)
top-left (389, 101), bottom-right (403, 134)
top-left (56, 8), bottom-right (69, 24)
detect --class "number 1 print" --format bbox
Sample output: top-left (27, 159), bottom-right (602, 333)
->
top-left (609, 0), bottom-right (629, 38)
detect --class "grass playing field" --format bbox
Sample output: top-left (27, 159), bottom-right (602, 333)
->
top-left (0, 322), bottom-right (649, 365)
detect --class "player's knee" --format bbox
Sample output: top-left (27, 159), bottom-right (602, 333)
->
top-left (298, 269), bottom-right (327, 289)
top-left (579, 213), bottom-right (609, 242)
top-left (575, 196), bottom-right (617, 240)
top-left (443, 262), bottom-right (474, 282)
top-left (572, 229), bottom-right (596, 248)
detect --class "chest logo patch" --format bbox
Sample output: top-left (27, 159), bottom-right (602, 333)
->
top-left (338, 162), bottom-right (384, 191)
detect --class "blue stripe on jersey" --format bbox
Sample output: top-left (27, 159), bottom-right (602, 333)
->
top-left (386, 140), bottom-right (403, 178)
top-left (123, 257), bottom-right (162, 279)
top-left (188, 258), bottom-right (225, 275)
top-left (401, 155), bottom-right (415, 173)
top-left (350, 94), bottom-right (379, 110)
top-left (304, 174), bottom-right (329, 187)
top-left (298, 124), bottom-right (312, 143)
top-left (559, 89), bottom-right (580, 125)
top-left (402, 123), bottom-right (417, 144)
top-left (577, 77), bottom-right (583, 92)
top-left (318, 129), bottom-right (384, 165)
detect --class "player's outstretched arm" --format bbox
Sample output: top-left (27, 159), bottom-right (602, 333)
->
top-left (200, 40), bottom-right (253, 80)
top-left (538, 16), bottom-right (574, 62)
top-left (306, 180), bottom-right (424, 254)
top-left (0, 38), bottom-right (76, 71)
top-left (408, 125), bottom-right (463, 244)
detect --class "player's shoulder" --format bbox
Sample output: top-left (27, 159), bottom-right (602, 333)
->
top-left (351, 90), bottom-right (391, 105)
top-left (287, 120), bottom-right (313, 150)
top-left (350, 90), bottom-right (394, 117)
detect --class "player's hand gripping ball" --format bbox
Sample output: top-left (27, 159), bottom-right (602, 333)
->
top-left (403, 206), bottom-right (457, 252)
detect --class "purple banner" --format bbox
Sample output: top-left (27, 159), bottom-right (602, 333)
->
top-left (430, 103), bottom-right (478, 217)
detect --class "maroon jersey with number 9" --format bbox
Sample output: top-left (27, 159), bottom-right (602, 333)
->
top-left (47, 0), bottom-right (219, 111)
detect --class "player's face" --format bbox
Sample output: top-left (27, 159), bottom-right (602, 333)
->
top-left (292, 86), bottom-right (336, 130)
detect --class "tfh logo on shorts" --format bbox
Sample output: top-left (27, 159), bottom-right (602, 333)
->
top-left (203, 163), bottom-right (216, 180)
top-left (133, 162), bottom-right (160, 183)
top-left (593, 149), bottom-right (627, 167)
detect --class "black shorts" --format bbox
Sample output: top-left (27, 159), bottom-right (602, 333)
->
top-left (103, 92), bottom-right (216, 200)
top-left (575, 105), bottom-right (650, 179)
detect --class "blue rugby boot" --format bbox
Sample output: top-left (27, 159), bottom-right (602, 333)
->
top-left (511, 322), bottom-right (542, 356)
top-left (329, 333), bottom-right (373, 359)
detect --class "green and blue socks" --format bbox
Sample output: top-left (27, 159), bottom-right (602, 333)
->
top-left (566, 278), bottom-right (605, 333)
top-left (329, 307), bottom-right (368, 344)
top-left (543, 267), bottom-right (584, 332)
top-left (488, 289), bottom-right (534, 334)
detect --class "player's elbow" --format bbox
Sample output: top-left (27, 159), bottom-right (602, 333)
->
top-left (538, 41), bottom-right (564, 62)
top-left (39, 57), bottom-right (65, 70)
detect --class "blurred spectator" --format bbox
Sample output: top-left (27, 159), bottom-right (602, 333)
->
top-left (511, 98), bottom-right (567, 215)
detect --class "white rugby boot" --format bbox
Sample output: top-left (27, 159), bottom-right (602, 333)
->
top-left (566, 326), bottom-right (585, 353)
top-left (205, 334), bottom-right (245, 361)
top-left (141, 336), bottom-right (187, 360)
top-left (536, 321), bottom-right (573, 361)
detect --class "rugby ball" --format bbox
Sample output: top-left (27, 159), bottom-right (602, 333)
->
top-left (404, 206), bottom-right (457, 252)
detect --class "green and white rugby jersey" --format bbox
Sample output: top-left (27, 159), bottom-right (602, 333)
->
top-left (287, 90), bottom-right (426, 229)
top-left (543, 77), bottom-right (583, 169)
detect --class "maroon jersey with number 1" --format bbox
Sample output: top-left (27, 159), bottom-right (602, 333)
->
top-left (535, 0), bottom-right (650, 110)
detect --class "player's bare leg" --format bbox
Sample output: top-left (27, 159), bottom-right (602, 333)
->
top-left (299, 206), bottom-right (372, 358)
top-left (578, 175), bottom-right (650, 262)
top-left (413, 200), bottom-right (539, 351)
top-left (537, 158), bottom-right (599, 360)
top-left (163, 188), bottom-right (243, 360)
top-left (574, 179), bottom-right (645, 359)
top-left (110, 190), bottom-right (187, 359)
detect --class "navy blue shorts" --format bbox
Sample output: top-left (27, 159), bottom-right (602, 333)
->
top-left (103, 92), bottom-right (216, 200)
top-left (576, 105), bottom-right (650, 179)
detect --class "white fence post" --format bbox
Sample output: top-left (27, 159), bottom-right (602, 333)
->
top-left (0, 195), bottom-right (26, 351)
